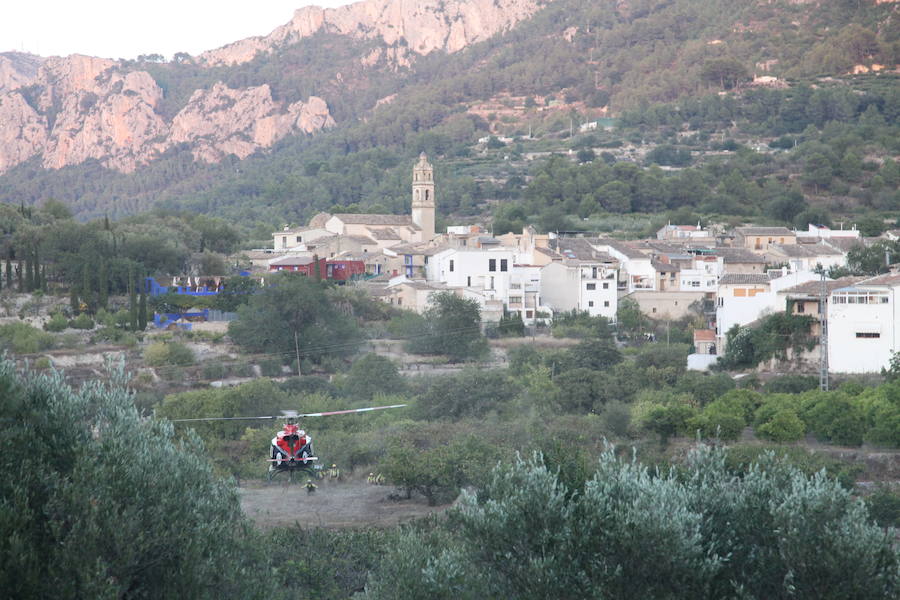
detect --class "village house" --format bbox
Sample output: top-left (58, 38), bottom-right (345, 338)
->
top-left (828, 273), bottom-right (900, 373)
top-left (656, 222), bottom-right (713, 241)
top-left (381, 278), bottom-right (450, 313)
top-left (733, 226), bottom-right (796, 253)
top-left (714, 270), bottom-right (820, 350)
top-left (540, 238), bottom-right (618, 320)
top-left (766, 242), bottom-right (846, 273)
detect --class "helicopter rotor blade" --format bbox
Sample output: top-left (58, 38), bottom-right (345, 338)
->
top-left (296, 404), bottom-right (407, 418)
top-left (169, 415), bottom-right (280, 423)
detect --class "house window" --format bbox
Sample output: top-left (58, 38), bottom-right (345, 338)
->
top-left (467, 276), bottom-right (471, 287)
top-left (296, 236), bottom-right (302, 243)
top-left (489, 259), bottom-right (497, 272)
top-left (500, 259), bottom-right (508, 272)
top-left (398, 297), bottom-right (402, 306)
top-left (691, 281), bottom-right (700, 288)
top-left (603, 282), bottom-right (609, 289)
top-left (652, 307), bottom-right (657, 313)
top-left (586, 283), bottom-right (596, 290)
top-left (449, 260), bottom-right (454, 272)
top-left (592, 267), bottom-right (598, 278)
top-left (489, 276), bottom-right (495, 290)
top-left (588, 301), bottom-right (594, 307)
top-left (604, 301), bottom-right (609, 307)
top-left (856, 332), bottom-right (880, 338)
top-left (526, 310), bottom-right (533, 318)
top-left (796, 303), bottom-right (805, 313)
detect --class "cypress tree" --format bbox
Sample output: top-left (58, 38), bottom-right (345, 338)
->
top-left (16, 260), bottom-right (23, 292)
top-left (138, 287), bottom-right (148, 331)
top-left (4, 261), bottom-right (10, 290)
top-left (40, 265), bottom-right (47, 293)
top-left (98, 260), bottom-right (109, 310)
top-left (82, 265), bottom-right (92, 312)
top-left (25, 255), bottom-right (33, 292)
top-left (70, 285), bottom-right (79, 314)
top-left (31, 247), bottom-right (40, 291)
top-left (129, 267), bottom-right (138, 331)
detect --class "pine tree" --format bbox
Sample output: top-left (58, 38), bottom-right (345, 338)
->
top-left (31, 247), bottom-right (40, 292)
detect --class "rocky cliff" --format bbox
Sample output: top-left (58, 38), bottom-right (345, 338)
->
top-left (200, 0), bottom-right (550, 67)
top-left (0, 55), bottom-right (334, 173)
top-left (0, 0), bottom-right (545, 174)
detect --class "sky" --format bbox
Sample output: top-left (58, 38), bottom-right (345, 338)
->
top-left (1, 1), bottom-right (350, 60)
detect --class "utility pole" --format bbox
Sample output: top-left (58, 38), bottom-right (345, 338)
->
top-left (819, 271), bottom-right (829, 391)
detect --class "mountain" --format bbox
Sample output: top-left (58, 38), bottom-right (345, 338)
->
top-left (0, 0), bottom-right (897, 221)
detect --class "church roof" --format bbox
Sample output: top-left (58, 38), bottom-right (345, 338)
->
top-left (333, 213), bottom-right (415, 226)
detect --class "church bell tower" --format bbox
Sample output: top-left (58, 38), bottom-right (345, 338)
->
top-left (411, 152), bottom-right (435, 241)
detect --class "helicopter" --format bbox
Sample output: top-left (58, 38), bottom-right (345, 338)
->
top-left (170, 403), bottom-right (406, 482)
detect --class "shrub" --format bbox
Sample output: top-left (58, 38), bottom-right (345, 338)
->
top-left (34, 357), bottom-right (51, 370)
top-left (68, 313), bottom-right (94, 330)
top-left (230, 362), bottom-right (254, 378)
top-left (143, 341), bottom-right (195, 367)
top-left (765, 374), bottom-right (819, 394)
top-left (259, 358), bottom-right (284, 378)
top-left (865, 484), bottom-right (900, 528)
top-left (756, 408), bottom-right (806, 442)
top-left (43, 312), bottom-right (68, 332)
top-left (802, 391), bottom-right (866, 446)
top-left (0, 322), bottom-right (55, 354)
top-left (202, 362), bottom-right (227, 380)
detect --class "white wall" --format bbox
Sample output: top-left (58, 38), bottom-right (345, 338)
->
top-left (828, 286), bottom-right (897, 373)
top-left (540, 262), bottom-right (617, 320)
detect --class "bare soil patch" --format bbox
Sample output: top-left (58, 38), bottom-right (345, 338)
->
top-left (239, 478), bottom-right (450, 529)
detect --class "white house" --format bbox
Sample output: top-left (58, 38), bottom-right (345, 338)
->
top-left (679, 255), bottom-right (724, 291)
top-left (715, 270), bottom-right (821, 349)
top-left (540, 260), bottom-right (618, 321)
top-left (426, 247), bottom-right (548, 324)
top-left (828, 273), bottom-right (900, 373)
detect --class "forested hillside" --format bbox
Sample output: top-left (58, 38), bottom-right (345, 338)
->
top-left (0, 0), bottom-right (897, 227)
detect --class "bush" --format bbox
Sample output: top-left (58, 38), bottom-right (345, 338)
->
top-left (259, 358), bottom-right (284, 377)
top-left (230, 361), bottom-right (254, 378)
top-left (68, 313), bottom-right (95, 330)
top-left (802, 391), bottom-right (866, 446)
top-left (202, 362), bottom-right (227, 380)
top-left (765, 374), bottom-right (819, 394)
top-left (34, 357), bottom-right (51, 370)
top-left (865, 484), bottom-right (900, 528)
top-left (341, 354), bottom-right (405, 400)
top-left (757, 408), bottom-right (806, 442)
top-left (0, 322), bottom-right (55, 354)
top-left (144, 341), bottom-right (195, 367)
top-left (43, 312), bottom-right (68, 332)
top-left (634, 343), bottom-right (690, 372)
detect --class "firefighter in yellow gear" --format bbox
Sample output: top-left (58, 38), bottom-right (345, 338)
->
top-left (328, 464), bottom-right (341, 479)
top-left (306, 479), bottom-right (318, 494)
top-left (375, 473), bottom-right (385, 485)
top-left (367, 472), bottom-right (375, 485)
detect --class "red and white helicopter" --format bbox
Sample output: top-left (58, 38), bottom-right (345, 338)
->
top-left (171, 403), bottom-right (406, 482)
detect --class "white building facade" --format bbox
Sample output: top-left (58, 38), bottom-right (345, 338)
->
top-left (828, 274), bottom-right (900, 373)
top-left (540, 261), bottom-right (618, 321)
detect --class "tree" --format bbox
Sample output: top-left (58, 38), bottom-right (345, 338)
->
top-left (97, 260), bottom-right (108, 310)
top-left (228, 274), bottom-right (359, 365)
top-left (700, 57), bottom-right (749, 90)
top-left (406, 292), bottom-right (488, 362)
top-left (342, 353), bottom-right (405, 400)
top-left (128, 266), bottom-right (138, 331)
top-left (0, 359), bottom-right (274, 598)
top-left (367, 446), bottom-right (900, 599)
top-left (138, 286), bottom-right (148, 331)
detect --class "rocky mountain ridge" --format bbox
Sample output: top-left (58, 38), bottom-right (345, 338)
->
top-left (0, 0), bottom-right (549, 174)
top-left (199, 0), bottom-right (551, 67)
top-left (0, 54), bottom-right (334, 173)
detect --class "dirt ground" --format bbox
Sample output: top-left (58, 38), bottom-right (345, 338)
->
top-left (239, 478), bottom-right (450, 529)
